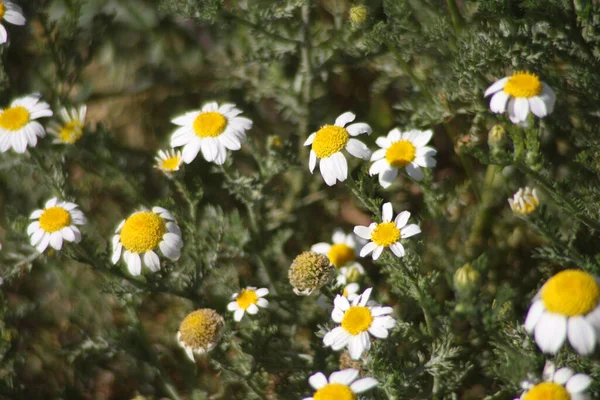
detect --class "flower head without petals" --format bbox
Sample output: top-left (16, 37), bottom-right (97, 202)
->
top-left (177, 309), bottom-right (225, 361)
top-left (289, 251), bottom-right (336, 295)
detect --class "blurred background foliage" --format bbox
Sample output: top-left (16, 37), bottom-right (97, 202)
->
top-left (1, 0), bottom-right (600, 399)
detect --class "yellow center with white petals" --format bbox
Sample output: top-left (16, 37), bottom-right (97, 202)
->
top-left (341, 306), bottom-right (373, 335)
top-left (312, 125), bottom-right (349, 159)
top-left (0, 4), bottom-right (6, 20)
top-left (236, 289), bottom-right (258, 310)
top-left (120, 212), bottom-right (165, 253)
top-left (327, 244), bottom-right (355, 268)
top-left (0, 106), bottom-right (30, 131)
top-left (541, 270), bottom-right (600, 316)
top-left (371, 222), bottom-right (400, 247)
top-left (178, 309), bottom-right (223, 351)
top-left (503, 72), bottom-right (542, 98)
top-left (523, 383), bottom-right (570, 400)
top-left (193, 112), bottom-right (227, 138)
top-left (314, 383), bottom-right (356, 400)
top-left (39, 207), bottom-right (71, 233)
top-left (386, 140), bottom-right (416, 168)
top-left (521, 197), bottom-right (539, 214)
top-left (59, 121), bottom-right (83, 144)
top-left (161, 157), bottom-right (181, 171)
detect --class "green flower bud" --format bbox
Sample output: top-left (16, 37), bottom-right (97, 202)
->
top-left (454, 263), bottom-right (480, 293)
top-left (349, 5), bottom-right (368, 26)
top-left (289, 251), bottom-right (335, 295)
top-left (488, 124), bottom-right (507, 152)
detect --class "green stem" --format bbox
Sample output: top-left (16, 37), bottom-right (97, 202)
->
top-left (299, 0), bottom-right (313, 157)
top-left (445, 0), bottom-right (464, 33)
top-left (443, 122), bottom-right (482, 203)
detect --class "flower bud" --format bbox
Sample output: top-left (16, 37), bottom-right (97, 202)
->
top-left (177, 308), bottom-right (225, 361)
top-left (349, 5), bottom-right (368, 26)
top-left (289, 251), bottom-right (335, 295)
top-left (508, 187), bottom-right (539, 215)
top-left (454, 263), bottom-right (480, 293)
top-left (488, 124), bottom-right (507, 152)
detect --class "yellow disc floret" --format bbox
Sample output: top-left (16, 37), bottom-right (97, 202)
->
top-left (542, 270), bottom-right (600, 316)
top-left (120, 212), bottom-right (166, 253)
top-left (371, 222), bottom-right (400, 247)
top-left (193, 112), bottom-right (227, 138)
top-left (523, 382), bottom-right (570, 400)
top-left (314, 383), bottom-right (356, 400)
top-left (0, 3), bottom-right (6, 20)
top-left (178, 309), bottom-right (224, 352)
top-left (59, 121), bottom-right (83, 144)
top-left (236, 289), bottom-right (258, 310)
top-left (0, 106), bottom-right (30, 131)
top-left (386, 140), bottom-right (416, 168)
top-left (312, 125), bottom-right (349, 159)
top-left (342, 306), bottom-right (374, 335)
top-left (161, 157), bottom-right (181, 171)
top-left (39, 207), bottom-right (72, 233)
top-left (503, 71), bottom-right (543, 98)
top-left (328, 244), bottom-right (356, 268)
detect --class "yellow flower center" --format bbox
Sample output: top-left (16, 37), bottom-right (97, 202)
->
top-left (327, 244), bottom-right (356, 268)
top-left (120, 212), bottom-right (166, 253)
top-left (312, 125), bottom-right (349, 159)
top-left (179, 309), bottom-right (223, 351)
top-left (503, 72), bottom-right (543, 98)
top-left (371, 222), bottom-right (400, 247)
top-left (541, 270), bottom-right (600, 316)
top-left (341, 306), bottom-right (373, 335)
top-left (314, 383), bottom-right (356, 400)
top-left (385, 140), bottom-right (416, 168)
top-left (0, 106), bottom-right (30, 131)
top-left (523, 382), bottom-right (570, 400)
top-left (193, 112), bottom-right (227, 138)
top-left (161, 157), bottom-right (181, 171)
top-left (236, 289), bottom-right (258, 310)
top-left (0, 3), bottom-right (5, 20)
top-left (39, 207), bottom-right (71, 233)
top-left (59, 121), bottom-right (83, 144)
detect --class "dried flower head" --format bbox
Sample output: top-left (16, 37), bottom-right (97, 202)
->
top-left (289, 251), bottom-right (335, 295)
top-left (177, 309), bottom-right (225, 361)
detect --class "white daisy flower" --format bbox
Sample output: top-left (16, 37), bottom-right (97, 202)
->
top-left (154, 149), bottom-right (183, 173)
top-left (342, 283), bottom-right (360, 302)
top-left (323, 287), bottom-right (395, 360)
top-left (370, 128), bottom-right (437, 186)
top-left (0, 1), bottom-right (25, 45)
top-left (0, 94), bottom-right (52, 153)
top-left (310, 229), bottom-right (365, 286)
top-left (112, 207), bottom-right (183, 276)
top-left (303, 368), bottom-right (378, 400)
top-left (47, 106), bottom-right (87, 144)
top-left (304, 111), bottom-right (372, 186)
top-left (516, 365), bottom-right (592, 400)
top-left (354, 202), bottom-right (421, 261)
top-left (524, 269), bottom-right (600, 355)
top-left (227, 287), bottom-right (269, 322)
top-left (484, 71), bottom-right (556, 124)
top-left (509, 187), bottom-right (539, 215)
top-left (170, 102), bottom-right (252, 165)
top-left (176, 308), bottom-right (225, 362)
top-left (27, 197), bottom-right (86, 253)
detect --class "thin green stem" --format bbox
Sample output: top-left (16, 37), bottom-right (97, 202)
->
top-left (445, 0), bottom-right (464, 33)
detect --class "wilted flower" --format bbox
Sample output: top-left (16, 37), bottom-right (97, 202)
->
top-left (177, 309), bottom-right (225, 361)
top-left (289, 251), bottom-right (335, 295)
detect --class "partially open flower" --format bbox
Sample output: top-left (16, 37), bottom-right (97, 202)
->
top-left (177, 309), bottom-right (225, 362)
top-left (509, 187), bottom-right (539, 215)
top-left (289, 251), bottom-right (335, 295)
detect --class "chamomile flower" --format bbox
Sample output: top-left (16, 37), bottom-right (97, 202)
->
top-left (46, 106), bottom-right (87, 144)
top-left (485, 71), bottom-right (556, 124)
top-left (0, 1), bottom-right (25, 45)
top-left (227, 287), bottom-right (269, 322)
top-left (310, 229), bottom-right (365, 286)
top-left (154, 149), bottom-right (183, 173)
top-left (342, 283), bottom-right (360, 302)
top-left (516, 365), bottom-right (592, 400)
top-left (303, 369), bottom-right (378, 400)
top-left (370, 128), bottom-right (437, 186)
top-left (177, 309), bottom-right (225, 362)
top-left (304, 111), bottom-right (372, 186)
top-left (524, 269), bottom-right (600, 355)
top-left (27, 198), bottom-right (86, 253)
top-left (0, 94), bottom-right (52, 153)
top-left (112, 207), bottom-right (183, 276)
top-left (354, 202), bottom-right (421, 261)
top-left (170, 102), bottom-right (252, 165)
top-left (323, 287), bottom-right (395, 360)
top-left (509, 187), bottom-right (539, 215)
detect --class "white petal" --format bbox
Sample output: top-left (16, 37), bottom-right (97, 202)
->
top-left (30, 228), bottom-right (44, 246)
top-left (368, 324), bottom-right (389, 339)
top-left (0, 24), bottom-right (6, 44)
top-left (378, 168), bottom-right (398, 188)
top-left (50, 232), bottom-right (63, 250)
top-left (375, 137), bottom-right (391, 149)
top-left (369, 159), bottom-right (389, 175)
top-left (144, 251), bottom-right (161, 272)
top-left (332, 229), bottom-right (346, 244)
top-left (234, 308), bottom-right (245, 321)
top-left (60, 227), bottom-right (76, 242)
top-left (30, 209), bottom-right (43, 219)
top-left (333, 294), bottom-right (351, 311)
top-left (184, 346), bottom-right (195, 362)
top-left (257, 298), bottom-right (269, 308)
top-left (490, 91), bottom-right (509, 113)
top-left (540, 83), bottom-right (556, 114)
top-left (524, 301), bottom-right (545, 334)
top-left (27, 221), bottom-right (40, 235)
top-left (36, 233), bottom-right (50, 253)
top-left (346, 138), bottom-right (371, 160)
top-left (218, 131), bottom-right (241, 150)
top-left (323, 326), bottom-right (349, 348)
top-left (346, 122), bottom-right (372, 137)
top-left (553, 368), bottom-right (574, 385)
top-left (388, 128), bottom-right (401, 142)
top-left (566, 374), bottom-right (592, 393)
top-left (227, 302), bottom-right (238, 311)
top-left (353, 225), bottom-right (372, 240)
top-left (4, 10), bottom-right (25, 26)
top-left (348, 335), bottom-right (365, 359)
top-left (484, 77), bottom-right (508, 97)
top-left (127, 253), bottom-right (142, 276)
top-left (311, 243), bottom-right (331, 254)
top-left (246, 303), bottom-right (259, 314)
top-left (371, 306), bottom-right (394, 317)
top-left (309, 150), bottom-right (317, 173)
top-left (359, 242), bottom-right (378, 257)
top-left (304, 132), bottom-right (316, 146)
top-left (415, 156), bottom-right (436, 168)
top-left (330, 369), bottom-right (358, 385)
top-left (319, 157), bottom-right (337, 186)
top-left (350, 377), bottom-right (379, 394)
top-left (331, 152), bottom-right (348, 182)
top-left (372, 245), bottom-right (384, 260)
top-left (332, 308), bottom-right (344, 323)
top-left (406, 163), bottom-right (424, 181)
top-left (111, 243), bottom-right (122, 264)
top-left (585, 305), bottom-right (600, 331)
top-left (528, 96), bottom-right (547, 118)
top-left (308, 373), bottom-right (328, 390)
top-left (390, 242), bottom-right (405, 258)
top-left (567, 316), bottom-right (596, 355)
top-left (334, 111), bottom-right (355, 127)
top-left (411, 130), bottom-right (433, 147)
top-left (382, 202), bottom-right (393, 222)
top-left (359, 288), bottom-right (372, 305)
top-left (181, 140), bottom-right (202, 164)
top-left (394, 211), bottom-right (410, 229)
top-left (255, 288), bottom-right (269, 297)
top-left (212, 143), bottom-right (228, 165)
top-left (401, 224), bottom-right (421, 238)
top-left (534, 312), bottom-right (567, 354)
top-left (159, 240), bottom-right (180, 260)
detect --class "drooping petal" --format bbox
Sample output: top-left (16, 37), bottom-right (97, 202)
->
top-left (346, 122), bottom-right (372, 136)
top-left (490, 91), bottom-right (509, 113)
top-left (524, 301), bottom-right (545, 334)
top-left (566, 374), bottom-right (592, 393)
top-left (401, 224), bottom-right (421, 238)
top-left (359, 242), bottom-right (378, 257)
top-left (346, 138), bottom-right (371, 159)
